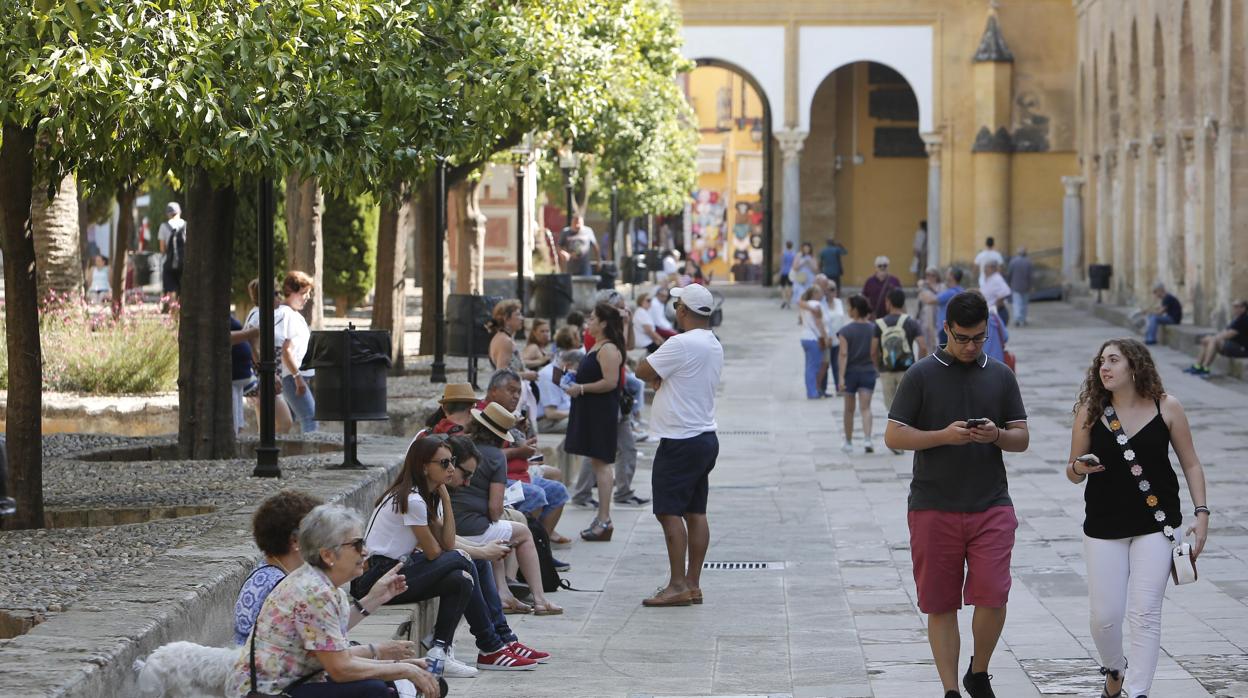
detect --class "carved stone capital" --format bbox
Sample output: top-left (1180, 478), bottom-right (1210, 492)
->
top-left (1126, 140), bottom-right (1141, 159)
top-left (1151, 133), bottom-right (1166, 155)
top-left (1061, 175), bottom-right (1086, 197)
top-left (774, 129), bottom-right (808, 161)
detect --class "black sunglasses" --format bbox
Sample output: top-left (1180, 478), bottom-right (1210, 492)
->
top-left (454, 462), bottom-right (477, 477)
top-left (336, 537), bottom-right (366, 554)
top-left (429, 457), bottom-right (457, 470)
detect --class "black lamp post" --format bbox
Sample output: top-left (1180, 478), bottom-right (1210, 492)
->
top-left (559, 149), bottom-right (578, 231)
top-left (514, 162), bottom-right (526, 309)
top-left (430, 157), bottom-right (449, 384)
top-left (254, 176), bottom-right (281, 477)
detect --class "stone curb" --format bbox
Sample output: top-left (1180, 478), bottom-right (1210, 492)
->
top-left (0, 437), bottom-right (408, 698)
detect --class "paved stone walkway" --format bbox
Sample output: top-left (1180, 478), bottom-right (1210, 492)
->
top-left (360, 293), bottom-right (1248, 697)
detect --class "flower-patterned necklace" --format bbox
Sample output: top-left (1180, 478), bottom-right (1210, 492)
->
top-left (1104, 404), bottom-right (1174, 542)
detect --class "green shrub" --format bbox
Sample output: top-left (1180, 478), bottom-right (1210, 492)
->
top-left (0, 294), bottom-right (179, 394)
top-left (323, 192), bottom-right (378, 312)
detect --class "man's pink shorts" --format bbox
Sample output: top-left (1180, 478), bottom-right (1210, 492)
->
top-left (908, 505), bottom-right (1017, 614)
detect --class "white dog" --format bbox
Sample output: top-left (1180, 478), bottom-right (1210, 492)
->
top-left (134, 641), bottom-right (237, 698)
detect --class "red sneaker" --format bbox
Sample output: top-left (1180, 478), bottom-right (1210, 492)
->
top-left (507, 640), bottom-right (550, 664)
top-left (476, 647), bottom-right (538, 671)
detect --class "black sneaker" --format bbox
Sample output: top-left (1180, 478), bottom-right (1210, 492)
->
top-left (963, 658), bottom-right (996, 698)
top-left (945, 692), bottom-right (961, 698)
top-left (614, 494), bottom-right (651, 507)
top-left (551, 557), bottom-right (571, 572)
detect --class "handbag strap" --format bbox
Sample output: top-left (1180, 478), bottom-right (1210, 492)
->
top-left (1102, 404), bottom-right (1175, 542)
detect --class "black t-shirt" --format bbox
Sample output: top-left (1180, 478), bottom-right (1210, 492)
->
top-left (888, 348), bottom-right (1028, 512)
top-left (230, 317), bottom-right (254, 381)
top-left (1228, 313), bottom-right (1248, 345)
top-left (450, 443), bottom-right (507, 536)
top-left (1162, 293), bottom-right (1183, 324)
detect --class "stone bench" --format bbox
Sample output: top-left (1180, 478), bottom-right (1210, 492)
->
top-left (1072, 297), bottom-right (1248, 379)
top-left (352, 598), bottom-right (438, 649)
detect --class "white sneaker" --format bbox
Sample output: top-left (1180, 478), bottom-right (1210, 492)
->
top-left (841, 441), bottom-right (854, 454)
top-left (428, 644), bottom-right (479, 678)
top-left (864, 438), bottom-right (875, 454)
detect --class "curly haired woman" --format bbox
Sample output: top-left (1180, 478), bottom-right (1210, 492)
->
top-left (1066, 338), bottom-right (1209, 698)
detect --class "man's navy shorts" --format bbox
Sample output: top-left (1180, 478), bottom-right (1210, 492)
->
top-left (652, 431), bottom-right (719, 516)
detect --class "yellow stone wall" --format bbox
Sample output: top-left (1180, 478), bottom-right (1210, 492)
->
top-left (679, 0), bottom-right (1081, 284)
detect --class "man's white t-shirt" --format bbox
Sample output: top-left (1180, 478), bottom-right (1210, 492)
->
top-left (632, 306), bottom-right (657, 347)
top-left (273, 304), bottom-right (314, 378)
top-left (364, 492), bottom-right (442, 560)
top-left (661, 255), bottom-right (678, 275)
top-left (646, 328), bottom-right (723, 440)
top-left (974, 248), bottom-right (1004, 286)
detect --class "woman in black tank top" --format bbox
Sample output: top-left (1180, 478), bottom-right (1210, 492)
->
top-left (1065, 339), bottom-right (1210, 698)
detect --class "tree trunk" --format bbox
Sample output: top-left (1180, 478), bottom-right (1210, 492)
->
top-left (30, 172), bottom-right (81, 302)
top-left (454, 177), bottom-right (487, 295)
top-left (110, 183), bottom-right (137, 314)
top-left (177, 170), bottom-right (237, 459)
top-left (371, 180), bottom-right (410, 370)
top-left (0, 124), bottom-right (43, 529)
top-left (417, 178), bottom-right (448, 355)
top-left (285, 172), bottom-right (324, 329)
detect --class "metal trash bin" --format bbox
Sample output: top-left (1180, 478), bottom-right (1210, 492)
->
top-left (133, 251), bottom-right (155, 286)
top-left (305, 326), bottom-right (392, 468)
top-left (531, 273), bottom-right (573, 321)
top-left (447, 294), bottom-right (503, 387)
top-left (1088, 264), bottom-right (1112, 290)
top-left (594, 261), bottom-right (618, 290)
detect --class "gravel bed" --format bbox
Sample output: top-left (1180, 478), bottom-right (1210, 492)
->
top-left (0, 434), bottom-right (361, 615)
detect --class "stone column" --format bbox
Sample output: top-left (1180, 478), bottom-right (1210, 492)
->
top-left (1153, 134), bottom-right (1170, 290)
top-left (1061, 175), bottom-right (1086, 285)
top-left (922, 133), bottom-right (943, 270)
top-left (1096, 150), bottom-right (1114, 264)
top-left (775, 130), bottom-right (807, 250)
top-left (1180, 129), bottom-right (1198, 316)
top-left (1133, 140), bottom-right (1155, 306)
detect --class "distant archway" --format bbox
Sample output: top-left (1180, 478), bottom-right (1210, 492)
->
top-left (684, 59), bottom-right (776, 285)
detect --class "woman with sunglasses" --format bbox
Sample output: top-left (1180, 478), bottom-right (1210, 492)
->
top-left (227, 504), bottom-right (439, 698)
top-left (353, 437), bottom-right (483, 678)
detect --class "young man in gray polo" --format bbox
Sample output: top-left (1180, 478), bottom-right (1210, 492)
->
top-left (635, 283), bottom-right (723, 608)
top-left (884, 291), bottom-right (1029, 698)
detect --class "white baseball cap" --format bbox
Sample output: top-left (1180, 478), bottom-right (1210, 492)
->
top-left (670, 283), bottom-right (715, 316)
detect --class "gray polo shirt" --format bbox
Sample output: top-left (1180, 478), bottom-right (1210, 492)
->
top-left (450, 443), bottom-right (507, 536)
top-left (887, 347), bottom-right (1027, 512)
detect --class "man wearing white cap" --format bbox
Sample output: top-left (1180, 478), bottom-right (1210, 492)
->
top-left (634, 283), bottom-right (723, 607)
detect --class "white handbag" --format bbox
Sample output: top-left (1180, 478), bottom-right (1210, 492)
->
top-left (1171, 532), bottom-right (1198, 585)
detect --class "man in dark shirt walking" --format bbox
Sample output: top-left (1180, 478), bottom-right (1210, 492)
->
top-left (1143, 282), bottom-right (1182, 345)
top-left (884, 292), bottom-right (1029, 698)
top-left (818, 238), bottom-right (848, 290)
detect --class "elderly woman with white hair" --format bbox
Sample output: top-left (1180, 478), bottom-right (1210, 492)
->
top-left (227, 504), bottom-right (441, 698)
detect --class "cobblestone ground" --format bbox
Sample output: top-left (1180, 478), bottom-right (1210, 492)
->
top-left (359, 293), bottom-right (1248, 697)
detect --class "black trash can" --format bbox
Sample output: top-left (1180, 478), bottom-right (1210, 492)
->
top-left (644, 249), bottom-right (663, 272)
top-left (1088, 264), bottom-right (1112, 291)
top-left (306, 329), bottom-right (392, 422)
top-left (133, 251), bottom-right (155, 286)
top-left (447, 294), bottom-right (503, 358)
top-left (531, 273), bottom-right (574, 320)
top-left (621, 254), bottom-right (647, 284)
top-left (594, 261), bottom-right (618, 290)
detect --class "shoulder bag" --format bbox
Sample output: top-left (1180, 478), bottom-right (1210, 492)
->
top-left (1102, 405), bottom-right (1197, 585)
top-left (246, 623), bottom-right (318, 697)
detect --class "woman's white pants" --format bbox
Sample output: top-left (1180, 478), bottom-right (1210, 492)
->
top-left (1084, 532), bottom-right (1173, 697)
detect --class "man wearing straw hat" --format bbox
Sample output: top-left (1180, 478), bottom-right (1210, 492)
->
top-left (424, 382), bottom-right (480, 437)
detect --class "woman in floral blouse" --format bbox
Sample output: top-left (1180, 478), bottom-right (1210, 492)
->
top-left (227, 504), bottom-right (440, 698)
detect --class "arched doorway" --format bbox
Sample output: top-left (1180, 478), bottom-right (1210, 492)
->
top-left (681, 60), bottom-right (775, 285)
top-left (804, 61), bottom-right (929, 285)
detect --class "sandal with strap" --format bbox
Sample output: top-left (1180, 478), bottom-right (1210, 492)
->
top-left (580, 518), bottom-right (613, 542)
top-left (501, 599), bottom-right (532, 615)
top-left (1099, 666), bottom-right (1124, 698)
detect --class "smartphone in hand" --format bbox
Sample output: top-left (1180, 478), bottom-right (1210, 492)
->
top-left (965, 418), bottom-right (989, 429)
top-left (1075, 454), bottom-right (1101, 465)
